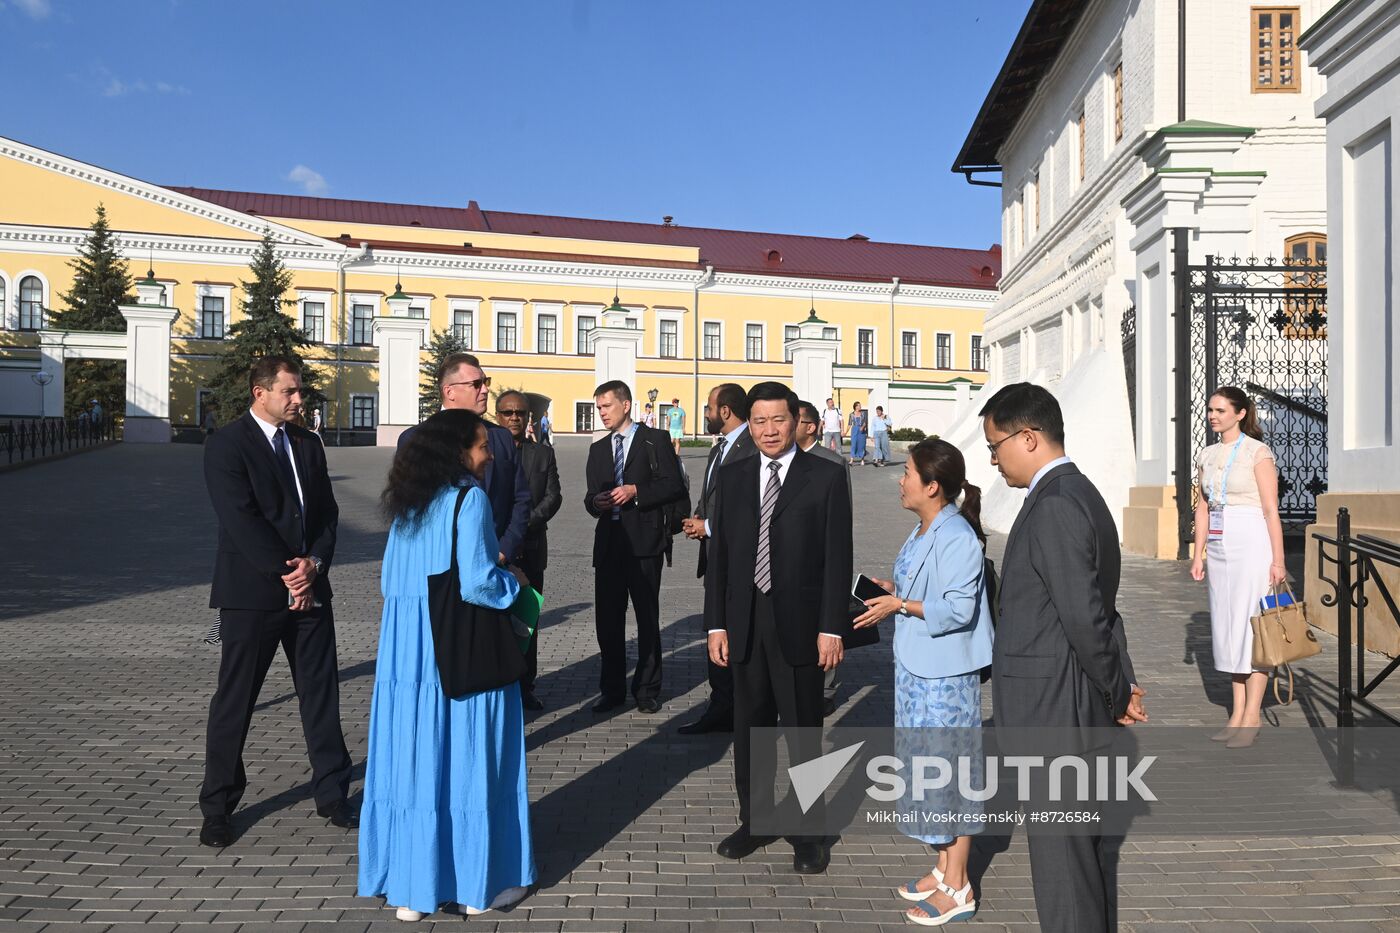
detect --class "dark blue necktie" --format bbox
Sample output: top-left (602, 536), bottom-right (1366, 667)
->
top-left (273, 428), bottom-right (305, 548)
top-left (612, 433), bottom-right (625, 520)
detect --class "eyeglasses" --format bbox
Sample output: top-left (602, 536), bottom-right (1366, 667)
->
top-left (445, 377), bottom-right (491, 391)
top-left (986, 427), bottom-right (1040, 456)
top-left (496, 408), bottom-right (528, 418)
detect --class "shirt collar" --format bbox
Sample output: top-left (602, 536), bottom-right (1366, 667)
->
top-left (760, 443), bottom-right (798, 470)
top-left (248, 409), bottom-right (284, 440)
top-left (1029, 455), bottom-right (1073, 492)
top-left (722, 422), bottom-right (748, 447)
top-left (611, 421), bottom-right (638, 440)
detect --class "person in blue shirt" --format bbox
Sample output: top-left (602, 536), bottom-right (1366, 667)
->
top-left (852, 438), bottom-right (993, 927)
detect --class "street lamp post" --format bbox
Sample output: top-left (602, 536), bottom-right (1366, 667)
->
top-left (30, 371), bottom-right (53, 420)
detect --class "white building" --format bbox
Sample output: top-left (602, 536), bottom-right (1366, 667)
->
top-left (1300, 0), bottom-right (1400, 656)
top-left (948, 0), bottom-right (1333, 555)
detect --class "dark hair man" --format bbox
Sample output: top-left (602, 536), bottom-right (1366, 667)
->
top-left (979, 382), bottom-right (1146, 932)
top-left (584, 380), bottom-right (686, 714)
top-left (495, 390), bottom-right (561, 711)
top-left (677, 383), bottom-right (756, 735)
top-left (704, 380), bottom-right (852, 875)
top-left (198, 355), bottom-right (353, 848)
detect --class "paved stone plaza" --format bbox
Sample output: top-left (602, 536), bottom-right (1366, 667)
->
top-left (2, 439), bottom-right (1399, 932)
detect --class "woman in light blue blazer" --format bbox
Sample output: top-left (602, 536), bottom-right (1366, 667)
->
top-left (853, 438), bottom-right (993, 927)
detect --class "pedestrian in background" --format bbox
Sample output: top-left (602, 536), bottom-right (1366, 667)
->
top-left (1190, 386), bottom-right (1285, 748)
top-left (870, 405), bottom-right (893, 466)
top-left (666, 397), bottom-right (685, 454)
top-left (848, 401), bottom-right (867, 465)
top-left (539, 408), bottom-right (552, 446)
top-left (820, 398), bottom-right (843, 452)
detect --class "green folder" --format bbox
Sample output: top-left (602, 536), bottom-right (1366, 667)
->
top-left (509, 585), bottom-right (543, 653)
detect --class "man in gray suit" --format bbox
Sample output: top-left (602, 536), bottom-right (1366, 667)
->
top-left (981, 382), bottom-right (1146, 933)
top-left (797, 400), bottom-right (853, 716)
top-left (679, 383), bottom-right (756, 734)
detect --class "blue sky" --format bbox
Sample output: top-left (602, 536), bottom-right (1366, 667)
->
top-left (2, 0), bottom-right (1026, 250)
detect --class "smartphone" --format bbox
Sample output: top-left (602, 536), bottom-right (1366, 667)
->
top-left (850, 573), bottom-right (888, 611)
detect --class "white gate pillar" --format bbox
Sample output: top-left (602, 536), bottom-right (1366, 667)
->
top-left (786, 310), bottom-right (839, 405)
top-left (119, 288), bottom-right (179, 442)
top-left (591, 305), bottom-right (645, 406)
top-left (371, 313), bottom-right (431, 447)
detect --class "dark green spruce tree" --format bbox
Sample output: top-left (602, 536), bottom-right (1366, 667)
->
top-left (208, 231), bottom-right (322, 425)
top-left (419, 327), bottom-right (469, 423)
top-left (53, 204), bottom-right (133, 418)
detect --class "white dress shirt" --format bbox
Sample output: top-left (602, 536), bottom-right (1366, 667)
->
top-left (1029, 455), bottom-right (1073, 493)
top-left (250, 409), bottom-right (305, 507)
top-left (703, 422), bottom-right (750, 538)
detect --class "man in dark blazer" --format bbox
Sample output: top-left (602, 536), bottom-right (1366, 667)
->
top-left (495, 389), bottom-right (561, 710)
top-left (705, 381), bottom-right (852, 875)
top-left (199, 356), bottom-right (353, 848)
top-left (398, 352), bottom-right (530, 565)
top-left (981, 382), bottom-right (1147, 933)
top-left (584, 380), bottom-right (686, 714)
top-left (677, 382), bottom-right (755, 734)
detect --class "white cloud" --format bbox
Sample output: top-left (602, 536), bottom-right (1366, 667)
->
top-left (287, 164), bottom-right (329, 196)
top-left (10, 0), bottom-right (52, 20)
top-left (96, 67), bottom-right (190, 98)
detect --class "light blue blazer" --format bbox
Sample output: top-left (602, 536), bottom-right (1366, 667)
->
top-left (891, 504), bottom-right (995, 680)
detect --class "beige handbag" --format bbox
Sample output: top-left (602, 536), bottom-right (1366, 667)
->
top-left (1250, 583), bottom-right (1321, 704)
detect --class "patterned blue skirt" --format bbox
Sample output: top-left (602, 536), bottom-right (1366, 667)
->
top-left (893, 658), bottom-right (984, 845)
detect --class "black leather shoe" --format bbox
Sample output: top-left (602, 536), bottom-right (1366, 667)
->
top-left (316, 800), bottom-right (358, 829)
top-left (521, 691), bottom-right (544, 711)
top-left (792, 841), bottom-right (830, 874)
top-left (592, 695), bottom-right (626, 714)
top-left (199, 816), bottom-right (233, 848)
top-left (716, 826), bottom-right (778, 859)
top-left (678, 709), bottom-right (733, 734)
top-left (636, 697), bottom-right (662, 714)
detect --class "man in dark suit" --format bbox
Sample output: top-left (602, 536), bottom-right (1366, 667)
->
top-left (584, 380), bottom-right (686, 714)
top-left (705, 381), bottom-right (852, 875)
top-left (981, 382), bottom-right (1147, 932)
top-left (398, 352), bottom-right (530, 565)
top-left (495, 389), bottom-right (561, 711)
top-left (198, 356), bottom-right (353, 848)
top-left (677, 382), bottom-right (755, 734)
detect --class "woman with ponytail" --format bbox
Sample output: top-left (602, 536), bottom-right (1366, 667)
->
top-left (852, 438), bottom-right (994, 926)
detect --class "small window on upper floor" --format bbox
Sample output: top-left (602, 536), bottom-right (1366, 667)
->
top-left (1113, 62), bottom-right (1124, 142)
top-left (1252, 7), bottom-right (1300, 93)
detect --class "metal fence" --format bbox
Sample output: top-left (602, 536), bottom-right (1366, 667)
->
top-left (1, 414), bottom-right (119, 466)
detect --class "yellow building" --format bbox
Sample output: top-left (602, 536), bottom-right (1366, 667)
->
top-left (0, 134), bottom-right (999, 441)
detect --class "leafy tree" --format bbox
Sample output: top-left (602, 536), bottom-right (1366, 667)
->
top-left (53, 204), bottom-right (133, 418)
top-left (207, 231), bottom-right (322, 425)
top-left (419, 327), bottom-right (468, 422)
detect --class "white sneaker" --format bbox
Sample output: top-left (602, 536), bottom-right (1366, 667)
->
top-left (394, 907), bottom-right (424, 922)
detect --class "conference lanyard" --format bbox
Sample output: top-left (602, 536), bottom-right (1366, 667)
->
top-left (1207, 437), bottom-right (1245, 538)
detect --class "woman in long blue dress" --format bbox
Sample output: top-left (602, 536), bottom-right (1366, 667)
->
top-left (358, 409), bottom-right (536, 922)
top-left (852, 438), bottom-right (993, 926)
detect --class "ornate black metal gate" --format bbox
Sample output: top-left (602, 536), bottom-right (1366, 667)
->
top-left (1179, 254), bottom-right (1328, 539)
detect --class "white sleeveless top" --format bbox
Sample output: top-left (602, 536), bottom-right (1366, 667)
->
top-left (1196, 435), bottom-right (1276, 509)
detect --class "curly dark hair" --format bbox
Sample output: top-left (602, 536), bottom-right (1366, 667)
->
top-left (381, 409), bottom-right (485, 530)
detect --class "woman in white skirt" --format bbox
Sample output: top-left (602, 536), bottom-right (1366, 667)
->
top-left (1190, 386), bottom-right (1287, 747)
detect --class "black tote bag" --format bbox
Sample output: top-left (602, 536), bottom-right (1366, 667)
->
top-left (427, 486), bottom-right (527, 699)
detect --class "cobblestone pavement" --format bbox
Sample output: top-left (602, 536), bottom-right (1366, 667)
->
top-left (2, 439), bottom-right (1398, 932)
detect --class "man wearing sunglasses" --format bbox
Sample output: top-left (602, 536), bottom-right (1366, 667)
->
top-left (398, 353), bottom-right (531, 570)
top-left (495, 390), bottom-right (561, 711)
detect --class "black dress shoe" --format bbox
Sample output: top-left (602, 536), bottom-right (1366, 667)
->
top-left (521, 690), bottom-right (544, 711)
top-left (592, 695), bottom-right (626, 713)
top-left (677, 710), bottom-right (733, 734)
top-left (716, 826), bottom-right (778, 859)
top-left (636, 697), bottom-right (662, 714)
top-left (315, 800), bottom-right (358, 829)
top-left (792, 841), bottom-right (830, 874)
top-left (199, 816), bottom-right (233, 848)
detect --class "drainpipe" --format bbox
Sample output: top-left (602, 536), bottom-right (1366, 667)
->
top-left (889, 277), bottom-right (900, 407)
top-left (692, 264), bottom-right (714, 438)
top-left (335, 241), bottom-right (370, 445)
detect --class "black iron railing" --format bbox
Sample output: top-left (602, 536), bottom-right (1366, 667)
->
top-left (1, 414), bottom-right (118, 466)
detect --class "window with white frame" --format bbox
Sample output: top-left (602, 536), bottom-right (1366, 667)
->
top-left (659, 319), bottom-right (678, 358)
top-left (745, 323), bottom-right (763, 361)
top-left (18, 276), bottom-right (43, 331)
top-left (936, 333), bottom-right (953, 369)
top-left (625, 316), bottom-right (639, 329)
top-left (971, 334), bottom-right (987, 371)
top-left (453, 307), bottom-right (473, 346)
top-left (496, 312), bottom-right (518, 352)
top-left (537, 313), bottom-right (558, 354)
top-left (784, 324), bottom-right (799, 361)
top-left (199, 295), bottom-right (226, 340)
top-left (577, 315), bottom-right (596, 354)
top-left (901, 331), bottom-right (919, 368)
top-left (703, 321), bottom-right (721, 360)
top-left (351, 303), bottom-right (374, 345)
top-left (301, 299), bottom-right (326, 343)
top-left (821, 326), bottom-right (837, 340)
top-left (858, 328), bottom-right (874, 366)
top-left (351, 395), bottom-right (377, 429)
top-left (575, 401), bottom-right (595, 433)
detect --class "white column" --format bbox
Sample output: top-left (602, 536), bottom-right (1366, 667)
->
top-left (591, 309), bottom-right (646, 406)
top-left (371, 315), bottom-right (431, 446)
top-left (119, 304), bottom-right (179, 443)
top-left (36, 331), bottom-right (67, 418)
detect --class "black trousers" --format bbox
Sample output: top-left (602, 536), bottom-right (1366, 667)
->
top-left (732, 590), bottom-right (824, 830)
top-left (199, 603), bottom-right (352, 819)
top-left (594, 523), bottom-right (664, 701)
top-left (518, 552), bottom-right (545, 693)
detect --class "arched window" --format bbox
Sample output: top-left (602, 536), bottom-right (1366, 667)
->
top-left (18, 276), bottom-right (44, 331)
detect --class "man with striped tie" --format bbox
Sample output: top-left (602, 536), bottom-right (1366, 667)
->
top-left (703, 381), bottom-right (853, 875)
top-left (584, 380), bottom-right (687, 714)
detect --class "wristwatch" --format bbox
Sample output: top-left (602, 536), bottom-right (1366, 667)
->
top-left (900, 598), bottom-right (909, 615)
top-left (310, 556), bottom-right (323, 575)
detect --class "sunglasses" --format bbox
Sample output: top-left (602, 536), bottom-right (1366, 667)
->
top-left (445, 377), bottom-right (491, 391)
top-left (496, 408), bottom-right (529, 418)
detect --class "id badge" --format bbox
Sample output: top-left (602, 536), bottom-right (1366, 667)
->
top-left (1208, 507), bottom-right (1225, 538)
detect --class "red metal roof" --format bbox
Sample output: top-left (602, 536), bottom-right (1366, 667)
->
top-left (167, 186), bottom-right (1001, 291)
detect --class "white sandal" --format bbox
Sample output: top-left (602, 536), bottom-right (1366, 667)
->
top-left (895, 865), bottom-right (944, 901)
top-left (905, 880), bottom-right (976, 926)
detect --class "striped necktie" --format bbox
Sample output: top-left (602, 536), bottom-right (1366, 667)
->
top-left (754, 460), bottom-right (781, 593)
top-left (611, 433), bottom-right (625, 520)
